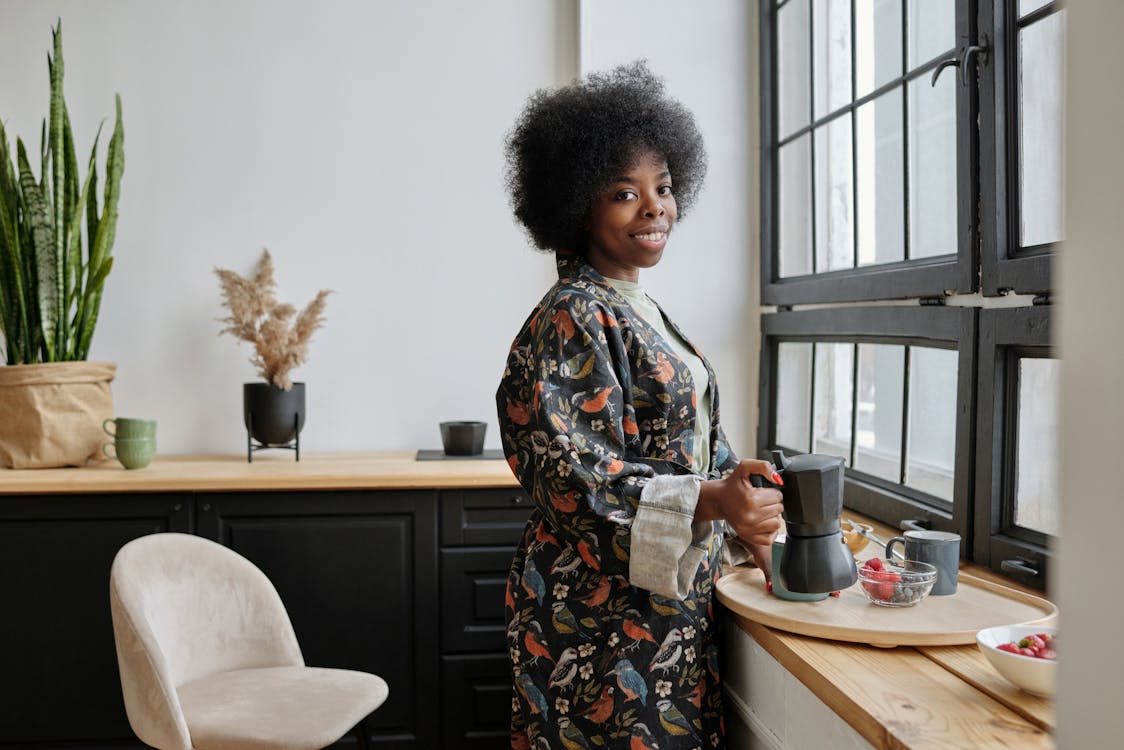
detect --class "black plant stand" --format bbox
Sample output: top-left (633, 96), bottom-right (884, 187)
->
top-left (246, 412), bottom-right (300, 463)
top-left (243, 382), bottom-right (305, 463)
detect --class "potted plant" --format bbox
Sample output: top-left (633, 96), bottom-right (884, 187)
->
top-left (0, 21), bottom-right (125, 469)
top-left (214, 249), bottom-right (329, 461)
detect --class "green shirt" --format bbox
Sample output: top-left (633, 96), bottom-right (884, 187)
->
top-left (605, 277), bottom-right (712, 471)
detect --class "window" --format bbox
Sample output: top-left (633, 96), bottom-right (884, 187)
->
top-left (762, 0), bottom-right (975, 305)
top-left (758, 1), bottom-right (1061, 590)
top-left (974, 307), bottom-right (1055, 588)
top-left (758, 307), bottom-right (976, 545)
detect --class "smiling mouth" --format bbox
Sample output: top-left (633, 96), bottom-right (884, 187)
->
top-left (631, 231), bottom-right (668, 241)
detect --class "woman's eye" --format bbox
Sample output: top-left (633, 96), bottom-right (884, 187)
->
top-left (658, 185), bottom-right (674, 197)
top-left (615, 190), bottom-right (637, 201)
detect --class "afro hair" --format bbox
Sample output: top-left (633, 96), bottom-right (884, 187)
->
top-left (504, 60), bottom-right (708, 254)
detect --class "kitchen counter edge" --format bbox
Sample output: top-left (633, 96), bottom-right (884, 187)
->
top-left (0, 452), bottom-right (521, 493)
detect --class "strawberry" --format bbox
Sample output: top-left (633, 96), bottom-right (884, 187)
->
top-left (998, 635), bottom-right (1058, 659)
top-left (867, 557), bottom-right (884, 572)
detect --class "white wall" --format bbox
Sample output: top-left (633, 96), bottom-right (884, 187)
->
top-left (1056, 1), bottom-right (1124, 745)
top-left (580, 0), bottom-right (759, 456)
top-left (0, 0), bottom-right (573, 454)
top-left (0, 0), bottom-right (758, 457)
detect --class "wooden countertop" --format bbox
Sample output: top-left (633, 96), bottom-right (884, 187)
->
top-left (0, 452), bottom-right (521, 494)
top-left (727, 512), bottom-right (1055, 749)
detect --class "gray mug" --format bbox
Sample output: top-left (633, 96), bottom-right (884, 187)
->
top-left (885, 530), bottom-right (961, 595)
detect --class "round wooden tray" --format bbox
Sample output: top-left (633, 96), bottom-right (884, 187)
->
top-left (715, 565), bottom-right (1057, 648)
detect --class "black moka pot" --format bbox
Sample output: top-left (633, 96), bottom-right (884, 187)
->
top-left (752, 449), bottom-right (858, 594)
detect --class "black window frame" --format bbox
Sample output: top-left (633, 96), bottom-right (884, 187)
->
top-left (974, 305), bottom-right (1053, 591)
top-left (759, 0), bottom-right (979, 306)
top-left (758, 0), bottom-right (1060, 590)
top-left (758, 307), bottom-right (977, 544)
top-left (978, 1), bottom-right (1060, 296)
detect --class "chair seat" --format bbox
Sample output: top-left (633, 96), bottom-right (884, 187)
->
top-left (177, 666), bottom-right (389, 750)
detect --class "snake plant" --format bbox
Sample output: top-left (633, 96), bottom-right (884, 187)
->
top-left (0, 21), bottom-right (124, 365)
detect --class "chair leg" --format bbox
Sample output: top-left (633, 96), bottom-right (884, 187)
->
top-left (353, 718), bottom-right (371, 750)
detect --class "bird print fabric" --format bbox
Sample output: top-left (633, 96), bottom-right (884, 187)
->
top-left (497, 254), bottom-right (741, 749)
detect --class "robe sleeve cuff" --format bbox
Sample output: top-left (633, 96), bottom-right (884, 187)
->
top-left (629, 474), bottom-right (712, 600)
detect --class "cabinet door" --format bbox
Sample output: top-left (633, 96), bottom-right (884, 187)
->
top-left (197, 490), bottom-right (438, 750)
top-left (0, 493), bottom-right (191, 747)
top-left (441, 653), bottom-right (513, 749)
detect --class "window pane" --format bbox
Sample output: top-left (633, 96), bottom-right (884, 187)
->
top-left (856, 89), bottom-right (905, 265)
top-left (778, 0), bottom-right (811, 139)
top-left (813, 342), bottom-right (853, 464)
top-left (779, 134), bottom-right (813, 277)
top-left (856, 0), bottom-right (902, 97)
top-left (776, 342), bottom-right (813, 452)
top-left (1019, 10), bottom-right (1066, 247)
top-left (814, 0), bottom-right (852, 119)
top-left (854, 343), bottom-right (903, 481)
top-left (1015, 358), bottom-right (1060, 536)
top-left (1019, 0), bottom-right (1052, 17)
top-left (815, 114), bottom-right (855, 272)
top-left (906, 346), bottom-right (957, 501)
top-left (907, 0), bottom-right (955, 69)
top-left (908, 73), bottom-right (957, 259)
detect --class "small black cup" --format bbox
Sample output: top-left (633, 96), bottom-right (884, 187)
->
top-left (440, 421), bottom-right (487, 455)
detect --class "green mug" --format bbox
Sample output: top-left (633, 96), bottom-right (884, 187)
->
top-left (103, 417), bottom-right (157, 439)
top-left (103, 436), bottom-right (156, 470)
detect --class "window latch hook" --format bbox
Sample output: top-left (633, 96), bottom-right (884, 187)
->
top-left (930, 36), bottom-right (991, 87)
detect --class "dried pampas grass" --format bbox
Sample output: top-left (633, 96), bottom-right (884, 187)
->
top-left (215, 249), bottom-right (330, 390)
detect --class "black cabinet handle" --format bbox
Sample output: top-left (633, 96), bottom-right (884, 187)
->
top-left (511, 495), bottom-right (525, 505)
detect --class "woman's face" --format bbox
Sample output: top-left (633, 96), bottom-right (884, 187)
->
top-left (585, 151), bottom-right (677, 283)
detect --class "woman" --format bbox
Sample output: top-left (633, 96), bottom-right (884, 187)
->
top-left (497, 62), bottom-right (783, 749)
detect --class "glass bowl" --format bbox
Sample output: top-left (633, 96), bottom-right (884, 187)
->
top-left (857, 558), bottom-right (937, 607)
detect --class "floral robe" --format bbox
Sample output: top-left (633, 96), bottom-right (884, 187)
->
top-left (497, 254), bottom-right (741, 749)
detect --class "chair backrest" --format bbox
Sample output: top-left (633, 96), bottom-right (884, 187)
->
top-left (109, 533), bottom-right (304, 750)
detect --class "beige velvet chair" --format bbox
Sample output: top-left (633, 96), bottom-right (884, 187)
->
top-left (109, 532), bottom-right (388, 750)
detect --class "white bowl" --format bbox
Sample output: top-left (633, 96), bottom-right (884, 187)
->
top-left (976, 624), bottom-right (1058, 697)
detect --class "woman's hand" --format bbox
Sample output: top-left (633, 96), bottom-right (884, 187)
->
top-left (747, 541), bottom-right (774, 583)
top-left (695, 459), bottom-right (784, 546)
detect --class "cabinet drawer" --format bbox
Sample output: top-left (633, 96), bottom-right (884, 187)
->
top-left (441, 547), bottom-right (513, 653)
top-left (440, 489), bottom-right (531, 546)
top-left (440, 654), bottom-right (512, 749)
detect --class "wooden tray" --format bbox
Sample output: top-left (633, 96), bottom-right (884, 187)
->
top-left (716, 565), bottom-right (1057, 648)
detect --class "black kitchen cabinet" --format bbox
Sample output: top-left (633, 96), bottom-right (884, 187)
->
top-left (438, 488), bottom-right (531, 749)
top-left (0, 483), bottom-right (528, 750)
top-left (198, 490), bottom-right (439, 750)
top-left (0, 493), bottom-right (191, 748)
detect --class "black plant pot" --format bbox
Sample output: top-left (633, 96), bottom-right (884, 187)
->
top-left (243, 382), bottom-right (305, 459)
